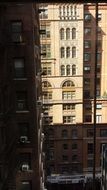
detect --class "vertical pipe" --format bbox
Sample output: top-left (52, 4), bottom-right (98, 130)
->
top-left (93, 3), bottom-right (98, 190)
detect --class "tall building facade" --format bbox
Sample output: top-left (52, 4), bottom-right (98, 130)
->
top-left (40, 3), bottom-right (107, 177)
top-left (0, 3), bottom-right (44, 190)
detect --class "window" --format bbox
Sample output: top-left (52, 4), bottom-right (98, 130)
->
top-left (72, 28), bottom-right (76, 39)
top-left (72, 47), bottom-right (76, 58)
top-left (87, 143), bottom-right (93, 154)
top-left (84, 13), bottom-right (91, 21)
top-left (60, 47), bottom-right (65, 58)
top-left (84, 78), bottom-right (90, 86)
top-left (11, 21), bottom-right (22, 43)
top-left (48, 128), bottom-right (54, 138)
top-left (71, 129), bottom-right (77, 138)
top-left (44, 116), bottom-right (53, 125)
top-left (49, 150), bottom-right (54, 160)
top-left (87, 159), bottom-right (93, 168)
top-left (66, 28), bottom-right (70, 40)
top-left (84, 40), bottom-right (91, 48)
top-left (62, 129), bottom-right (68, 138)
top-left (66, 65), bottom-right (70, 75)
top-left (84, 66), bottom-right (91, 73)
top-left (18, 123), bottom-right (29, 140)
top-left (72, 143), bottom-right (78, 150)
top-left (97, 53), bottom-right (101, 61)
top-left (72, 65), bottom-right (76, 75)
top-left (42, 81), bottom-right (51, 88)
top-left (66, 47), bottom-right (70, 58)
top-left (84, 53), bottom-right (91, 61)
top-left (62, 91), bottom-right (75, 100)
top-left (62, 155), bottom-right (68, 161)
top-left (72, 155), bottom-right (78, 162)
top-left (100, 129), bottom-right (107, 137)
top-left (84, 90), bottom-right (90, 99)
top-left (61, 65), bottom-right (65, 76)
top-left (41, 44), bottom-right (51, 58)
top-left (62, 80), bottom-right (75, 87)
top-left (85, 104), bottom-right (91, 110)
top-left (60, 28), bottom-right (64, 40)
top-left (63, 144), bottom-right (68, 150)
top-left (43, 92), bottom-right (52, 100)
top-left (96, 103), bottom-right (102, 109)
top-left (14, 58), bottom-right (25, 78)
top-left (20, 181), bottom-right (32, 190)
top-left (39, 6), bottom-right (48, 19)
top-left (63, 116), bottom-right (75, 123)
top-left (96, 115), bottom-right (102, 123)
top-left (42, 66), bottom-right (51, 75)
top-left (43, 105), bottom-right (52, 112)
top-left (84, 28), bottom-right (91, 35)
top-left (20, 153), bottom-right (31, 170)
top-left (87, 129), bottom-right (94, 137)
top-left (40, 25), bottom-right (50, 38)
top-left (98, 13), bottom-right (102, 21)
top-left (63, 104), bottom-right (75, 110)
top-left (16, 91), bottom-right (28, 111)
top-left (84, 115), bottom-right (92, 122)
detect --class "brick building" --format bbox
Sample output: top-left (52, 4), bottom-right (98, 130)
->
top-left (0, 3), bottom-right (44, 190)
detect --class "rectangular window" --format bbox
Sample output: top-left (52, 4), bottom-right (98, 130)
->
top-left (16, 91), bottom-right (28, 111)
top-left (20, 153), bottom-right (31, 170)
top-left (40, 25), bottom-right (50, 38)
top-left (44, 116), bottom-right (53, 125)
top-left (96, 115), bottom-right (102, 123)
top-left (62, 155), bottom-right (68, 161)
top-left (63, 104), bottom-right (75, 110)
top-left (98, 13), bottom-right (102, 21)
top-left (87, 143), bottom-right (93, 154)
top-left (84, 78), bottom-right (90, 86)
top-left (42, 66), bottom-right (51, 75)
top-left (18, 123), bottom-right (29, 142)
top-left (87, 159), bottom-right (93, 168)
top-left (84, 13), bottom-right (91, 21)
top-left (49, 150), bottom-right (54, 160)
top-left (100, 129), bottom-right (107, 137)
top-left (84, 53), bottom-right (91, 61)
top-left (43, 92), bottom-right (52, 100)
top-left (85, 115), bottom-right (92, 122)
top-left (41, 44), bottom-right (51, 58)
top-left (96, 103), bottom-right (102, 109)
top-left (63, 116), bottom-right (75, 124)
top-left (20, 181), bottom-right (32, 190)
top-left (62, 91), bottom-right (75, 100)
top-left (84, 27), bottom-right (91, 35)
top-left (11, 21), bottom-right (23, 43)
top-left (84, 66), bottom-right (91, 74)
top-left (14, 58), bottom-right (25, 78)
top-left (84, 41), bottom-right (91, 49)
top-left (84, 90), bottom-right (90, 99)
top-left (97, 53), bottom-right (101, 61)
top-left (87, 129), bottom-right (94, 137)
top-left (85, 104), bottom-right (92, 110)
top-left (71, 129), bottom-right (77, 138)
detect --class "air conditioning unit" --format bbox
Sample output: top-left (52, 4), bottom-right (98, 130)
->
top-left (20, 136), bottom-right (28, 143)
top-left (37, 100), bottom-right (43, 106)
top-left (22, 164), bottom-right (29, 171)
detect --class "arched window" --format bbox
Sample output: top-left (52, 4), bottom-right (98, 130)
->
top-left (62, 80), bottom-right (75, 87)
top-left (60, 47), bottom-right (65, 58)
top-left (66, 65), bottom-right (70, 76)
top-left (72, 46), bottom-right (76, 58)
top-left (66, 28), bottom-right (70, 40)
top-left (61, 65), bottom-right (65, 76)
top-left (72, 28), bottom-right (76, 39)
top-left (72, 65), bottom-right (76, 75)
top-left (60, 28), bottom-right (64, 40)
top-left (42, 81), bottom-right (52, 88)
top-left (66, 47), bottom-right (70, 58)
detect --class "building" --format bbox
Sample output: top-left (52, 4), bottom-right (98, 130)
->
top-left (0, 3), bottom-right (44, 190)
top-left (40, 3), bottom-right (107, 178)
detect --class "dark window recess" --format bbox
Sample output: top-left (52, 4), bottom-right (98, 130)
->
top-left (16, 91), bottom-right (28, 111)
top-left (84, 90), bottom-right (90, 99)
top-left (87, 143), bottom-right (93, 154)
top-left (84, 115), bottom-right (92, 122)
top-left (18, 123), bottom-right (29, 142)
top-left (87, 129), bottom-right (94, 137)
top-left (20, 181), bottom-right (32, 190)
top-left (100, 129), bottom-right (107, 137)
top-left (63, 144), bottom-right (68, 150)
top-left (11, 21), bottom-right (23, 43)
top-left (62, 155), bottom-right (68, 161)
top-left (14, 58), bottom-right (25, 78)
top-left (72, 143), bottom-right (78, 150)
top-left (62, 129), bottom-right (68, 138)
top-left (20, 153), bottom-right (31, 171)
top-left (87, 159), bottom-right (93, 168)
top-left (71, 129), bottom-right (77, 138)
